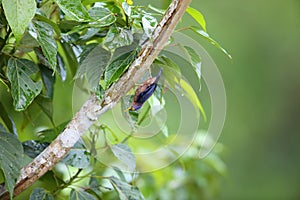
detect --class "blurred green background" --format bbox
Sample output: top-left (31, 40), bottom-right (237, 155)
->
top-left (190, 0), bottom-right (300, 199)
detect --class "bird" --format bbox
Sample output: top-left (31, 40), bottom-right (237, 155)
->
top-left (127, 68), bottom-right (162, 111)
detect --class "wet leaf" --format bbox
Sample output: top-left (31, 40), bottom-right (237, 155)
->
top-left (0, 130), bottom-right (24, 199)
top-left (6, 58), bottom-right (42, 111)
top-left (104, 26), bottom-right (133, 50)
top-left (31, 20), bottom-right (58, 71)
top-left (55, 0), bottom-right (91, 22)
top-left (2, 0), bottom-right (36, 42)
top-left (89, 7), bottom-right (116, 28)
top-left (142, 15), bottom-right (157, 37)
top-left (109, 177), bottom-right (145, 200)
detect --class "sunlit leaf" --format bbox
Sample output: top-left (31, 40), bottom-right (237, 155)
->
top-left (30, 188), bottom-right (54, 200)
top-left (111, 143), bottom-right (136, 172)
top-left (186, 7), bottom-right (206, 32)
top-left (61, 139), bottom-right (90, 168)
top-left (70, 188), bottom-right (96, 200)
top-left (6, 58), bottom-right (42, 111)
top-left (190, 26), bottom-right (232, 59)
top-left (0, 130), bottom-right (24, 199)
top-left (104, 49), bottom-right (137, 87)
top-left (31, 20), bottom-right (58, 71)
top-left (122, 2), bottom-right (131, 17)
top-left (142, 15), bottom-right (157, 37)
top-left (54, 0), bottom-right (91, 22)
top-left (88, 7), bottom-right (116, 28)
top-left (2, 0), bottom-right (36, 42)
top-left (75, 44), bottom-right (111, 91)
top-left (109, 177), bottom-right (145, 200)
top-left (104, 26), bottom-right (133, 50)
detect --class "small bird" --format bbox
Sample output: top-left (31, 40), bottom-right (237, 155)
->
top-left (127, 68), bottom-right (162, 111)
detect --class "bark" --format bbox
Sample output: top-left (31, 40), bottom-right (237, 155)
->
top-left (0, 0), bottom-right (192, 199)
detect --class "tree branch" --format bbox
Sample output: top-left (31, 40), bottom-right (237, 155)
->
top-left (0, 0), bottom-right (191, 199)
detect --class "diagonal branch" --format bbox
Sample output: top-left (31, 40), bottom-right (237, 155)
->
top-left (0, 0), bottom-right (191, 199)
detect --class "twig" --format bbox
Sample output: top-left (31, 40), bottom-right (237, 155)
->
top-left (0, 0), bottom-right (192, 199)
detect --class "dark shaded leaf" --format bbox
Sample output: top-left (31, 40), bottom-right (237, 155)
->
top-left (30, 188), bottom-right (54, 200)
top-left (190, 26), bottom-right (232, 59)
top-left (75, 45), bottom-right (111, 91)
top-left (61, 139), bottom-right (90, 168)
top-left (2, 0), bottom-right (36, 41)
top-left (32, 20), bottom-right (58, 71)
top-left (104, 50), bottom-right (137, 87)
top-left (35, 95), bottom-right (54, 124)
top-left (55, 0), bottom-right (91, 22)
top-left (0, 130), bottom-right (24, 199)
top-left (57, 54), bottom-right (67, 81)
top-left (70, 188), bottom-right (96, 200)
top-left (6, 58), bottom-right (42, 111)
top-left (0, 102), bottom-right (17, 135)
top-left (89, 177), bottom-right (101, 195)
top-left (40, 65), bottom-right (55, 98)
top-left (109, 177), bottom-right (145, 200)
top-left (37, 122), bottom-right (69, 143)
top-left (111, 143), bottom-right (136, 172)
top-left (22, 140), bottom-right (49, 158)
top-left (60, 40), bottom-right (79, 77)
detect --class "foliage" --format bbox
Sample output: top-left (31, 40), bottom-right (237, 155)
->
top-left (0, 0), bottom-right (228, 199)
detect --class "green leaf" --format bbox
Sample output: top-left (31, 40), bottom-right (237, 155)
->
top-left (36, 96), bottom-right (54, 123)
top-left (40, 65), bottom-right (55, 98)
top-left (111, 143), bottom-right (136, 172)
top-left (142, 15), bottom-right (157, 37)
top-left (30, 188), bottom-right (54, 200)
top-left (6, 58), bottom-right (42, 111)
top-left (122, 2), bottom-right (131, 17)
top-left (186, 7), bottom-right (206, 32)
top-left (61, 139), bottom-right (90, 168)
top-left (104, 26), bottom-right (134, 50)
top-left (0, 130), bottom-right (24, 199)
top-left (2, 0), bottom-right (36, 42)
top-left (22, 140), bottom-right (49, 158)
top-left (109, 177), bottom-right (145, 200)
top-left (32, 20), bottom-right (58, 71)
top-left (190, 26), bottom-right (232, 59)
top-left (75, 45), bottom-right (111, 91)
top-left (37, 122), bottom-right (68, 143)
top-left (0, 102), bottom-right (17, 135)
top-left (88, 7), bottom-right (116, 28)
top-left (180, 79), bottom-right (207, 122)
top-left (182, 46), bottom-right (202, 89)
top-left (121, 95), bottom-right (139, 130)
top-left (54, 0), bottom-right (91, 22)
top-left (89, 177), bottom-right (101, 195)
top-left (104, 50), bottom-right (137, 87)
top-left (70, 188), bottom-right (96, 200)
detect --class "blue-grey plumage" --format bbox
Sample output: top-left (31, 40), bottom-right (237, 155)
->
top-left (128, 68), bottom-right (162, 111)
